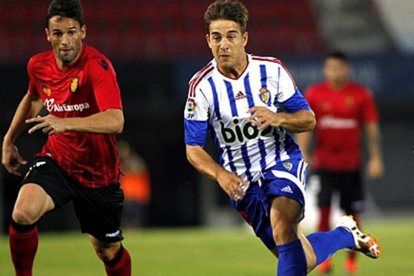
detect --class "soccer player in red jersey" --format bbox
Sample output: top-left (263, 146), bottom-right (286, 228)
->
top-left (297, 51), bottom-right (384, 274)
top-left (1, 1), bottom-right (131, 275)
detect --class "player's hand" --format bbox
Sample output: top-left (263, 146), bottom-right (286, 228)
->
top-left (367, 157), bottom-right (384, 179)
top-left (247, 106), bottom-right (285, 130)
top-left (26, 115), bottom-right (67, 135)
top-left (216, 169), bottom-right (249, 201)
top-left (1, 142), bottom-right (27, 176)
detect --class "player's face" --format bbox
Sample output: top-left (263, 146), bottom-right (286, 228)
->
top-left (323, 58), bottom-right (350, 86)
top-left (46, 16), bottom-right (86, 69)
top-left (206, 20), bottom-right (248, 73)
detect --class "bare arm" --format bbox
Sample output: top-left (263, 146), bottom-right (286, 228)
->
top-left (26, 108), bottom-right (124, 135)
top-left (3, 92), bottom-right (43, 143)
top-left (365, 122), bottom-right (384, 178)
top-left (248, 107), bottom-right (316, 133)
top-left (186, 145), bottom-right (248, 200)
top-left (295, 131), bottom-right (313, 163)
top-left (2, 92), bottom-right (43, 175)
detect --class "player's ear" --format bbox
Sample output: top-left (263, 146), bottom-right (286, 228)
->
top-left (80, 25), bottom-right (86, 39)
top-left (242, 31), bottom-right (248, 47)
top-left (206, 34), bottom-right (212, 49)
top-left (45, 28), bottom-right (51, 42)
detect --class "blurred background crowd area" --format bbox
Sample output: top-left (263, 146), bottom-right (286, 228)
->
top-left (0, 0), bottom-right (413, 232)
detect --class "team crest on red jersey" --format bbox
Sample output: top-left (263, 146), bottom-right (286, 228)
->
top-left (345, 96), bottom-right (354, 107)
top-left (42, 85), bottom-right (51, 97)
top-left (259, 87), bottom-right (270, 104)
top-left (70, 77), bottom-right (80, 93)
top-left (321, 101), bottom-right (332, 111)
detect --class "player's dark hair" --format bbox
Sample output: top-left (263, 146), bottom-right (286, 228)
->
top-left (46, 0), bottom-right (84, 28)
top-left (326, 51), bottom-right (349, 63)
top-left (204, 0), bottom-right (249, 33)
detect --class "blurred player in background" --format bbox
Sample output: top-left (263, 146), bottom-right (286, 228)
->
top-left (296, 51), bottom-right (384, 275)
top-left (184, 1), bottom-right (380, 275)
top-left (1, 0), bottom-right (131, 275)
top-left (118, 140), bottom-right (151, 228)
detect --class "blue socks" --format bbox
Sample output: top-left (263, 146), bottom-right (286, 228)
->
top-left (307, 227), bottom-right (355, 266)
top-left (277, 239), bottom-right (307, 276)
top-left (275, 228), bottom-right (355, 275)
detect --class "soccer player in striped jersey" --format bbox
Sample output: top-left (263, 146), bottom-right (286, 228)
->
top-left (184, 1), bottom-right (381, 275)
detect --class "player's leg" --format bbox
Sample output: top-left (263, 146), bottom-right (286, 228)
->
top-left (10, 183), bottom-right (55, 276)
top-left (256, 159), bottom-right (316, 273)
top-left (316, 171), bottom-right (335, 232)
top-left (270, 196), bottom-right (308, 275)
top-left (10, 156), bottom-right (72, 276)
top-left (89, 236), bottom-right (131, 276)
top-left (315, 171), bottom-right (335, 273)
top-left (305, 171), bottom-right (358, 273)
top-left (339, 171), bottom-right (364, 274)
top-left (233, 179), bottom-right (353, 274)
top-left (263, 160), bottom-right (364, 274)
top-left (73, 182), bottom-right (131, 276)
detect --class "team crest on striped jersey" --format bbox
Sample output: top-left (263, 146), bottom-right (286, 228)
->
top-left (70, 77), bottom-right (80, 93)
top-left (259, 87), bottom-right (270, 104)
top-left (283, 160), bottom-right (293, 171)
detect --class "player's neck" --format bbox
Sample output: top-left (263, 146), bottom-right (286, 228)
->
top-left (218, 54), bottom-right (248, 79)
top-left (327, 79), bottom-right (347, 90)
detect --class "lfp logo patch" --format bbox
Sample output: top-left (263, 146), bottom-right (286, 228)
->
top-left (186, 98), bottom-right (196, 119)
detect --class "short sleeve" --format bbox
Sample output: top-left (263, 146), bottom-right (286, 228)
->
top-left (88, 58), bottom-right (123, 111)
top-left (282, 89), bottom-right (311, 113)
top-left (361, 89), bottom-right (379, 123)
top-left (275, 63), bottom-right (297, 103)
top-left (184, 80), bottom-right (210, 146)
top-left (27, 58), bottom-right (39, 96)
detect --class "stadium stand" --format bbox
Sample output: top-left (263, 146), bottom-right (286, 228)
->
top-left (0, 0), bottom-right (324, 61)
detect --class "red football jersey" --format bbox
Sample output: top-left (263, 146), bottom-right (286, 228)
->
top-left (27, 45), bottom-right (123, 187)
top-left (305, 81), bottom-right (378, 171)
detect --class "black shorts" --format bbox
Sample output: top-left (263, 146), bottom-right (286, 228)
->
top-left (315, 170), bottom-right (365, 213)
top-left (22, 156), bottom-right (124, 243)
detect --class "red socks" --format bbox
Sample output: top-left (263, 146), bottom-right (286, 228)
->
top-left (9, 220), bottom-right (132, 276)
top-left (9, 222), bottom-right (39, 276)
top-left (318, 206), bottom-right (331, 232)
top-left (104, 246), bottom-right (132, 276)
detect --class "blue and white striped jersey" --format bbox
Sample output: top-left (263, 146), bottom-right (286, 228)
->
top-left (184, 54), bottom-right (311, 183)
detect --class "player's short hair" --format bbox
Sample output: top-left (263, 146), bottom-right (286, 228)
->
top-left (46, 0), bottom-right (84, 28)
top-left (326, 51), bottom-right (349, 63)
top-left (204, 0), bottom-right (249, 33)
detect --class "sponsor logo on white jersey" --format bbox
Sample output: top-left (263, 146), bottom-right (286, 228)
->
top-left (219, 117), bottom-right (274, 145)
top-left (44, 98), bottom-right (90, 113)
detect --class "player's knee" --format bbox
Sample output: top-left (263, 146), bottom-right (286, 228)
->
top-left (272, 217), bottom-right (298, 245)
top-left (95, 242), bottom-right (121, 262)
top-left (12, 207), bottom-right (39, 225)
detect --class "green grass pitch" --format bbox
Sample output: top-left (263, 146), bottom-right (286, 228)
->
top-left (1, 219), bottom-right (413, 275)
